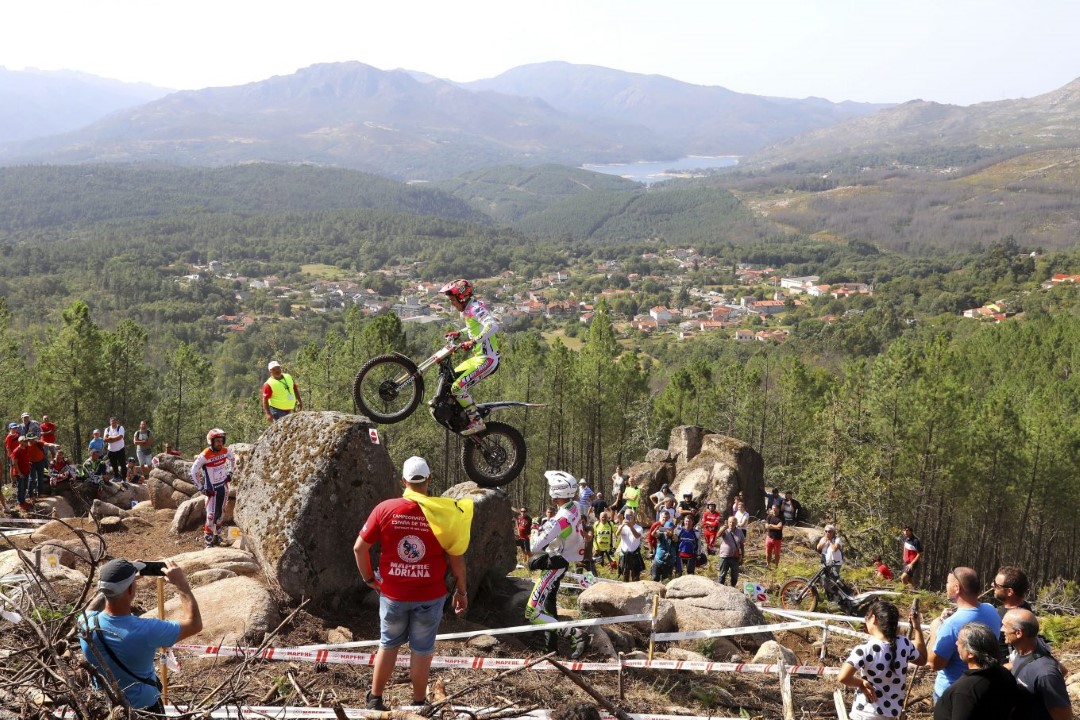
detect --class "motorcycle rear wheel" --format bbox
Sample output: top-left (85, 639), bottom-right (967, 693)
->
top-left (353, 355), bottom-right (423, 424)
top-left (461, 421), bottom-right (526, 488)
top-left (779, 577), bottom-right (819, 612)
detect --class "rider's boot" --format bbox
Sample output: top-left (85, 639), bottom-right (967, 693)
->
top-left (569, 629), bottom-right (592, 659)
top-left (461, 405), bottom-right (486, 436)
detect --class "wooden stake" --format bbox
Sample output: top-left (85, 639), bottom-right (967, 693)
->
top-left (157, 577), bottom-right (168, 704)
top-left (648, 593), bottom-right (659, 661)
top-left (900, 665), bottom-right (920, 719)
top-left (547, 656), bottom-right (633, 720)
top-left (617, 651), bottom-right (624, 701)
top-left (779, 658), bottom-right (794, 720)
top-left (833, 688), bottom-right (850, 720)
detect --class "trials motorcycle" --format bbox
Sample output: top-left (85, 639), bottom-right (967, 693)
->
top-left (353, 338), bottom-right (541, 487)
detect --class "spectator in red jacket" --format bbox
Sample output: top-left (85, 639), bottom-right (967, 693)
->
top-left (11, 435), bottom-right (33, 510)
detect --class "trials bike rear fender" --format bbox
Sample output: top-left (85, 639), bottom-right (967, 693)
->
top-left (476, 401), bottom-right (546, 416)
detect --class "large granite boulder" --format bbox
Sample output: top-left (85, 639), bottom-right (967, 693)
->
top-left (669, 426), bottom-right (710, 473)
top-left (31, 535), bottom-right (106, 569)
top-left (151, 575), bottom-right (278, 646)
top-left (166, 547), bottom-right (261, 577)
top-left (234, 411), bottom-right (396, 608)
top-left (672, 434), bottom-right (765, 519)
top-left (147, 467), bottom-right (196, 510)
top-left (665, 574), bottom-right (772, 648)
top-left (578, 580), bottom-right (677, 632)
top-left (441, 482), bottom-right (516, 605)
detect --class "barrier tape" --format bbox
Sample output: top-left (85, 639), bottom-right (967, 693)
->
top-left (174, 645), bottom-right (841, 677)
top-left (766, 606), bottom-right (929, 633)
top-left (652, 620), bottom-right (820, 642)
top-left (56, 705), bottom-right (750, 720)
top-left (762, 608), bottom-right (871, 641)
top-left (291, 613), bottom-right (652, 651)
top-left (0, 517), bottom-right (50, 525)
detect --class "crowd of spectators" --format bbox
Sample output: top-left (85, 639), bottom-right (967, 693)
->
top-left (3, 411), bottom-right (156, 513)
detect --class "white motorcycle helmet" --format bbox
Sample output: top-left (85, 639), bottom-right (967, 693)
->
top-left (545, 470), bottom-right (577, 499)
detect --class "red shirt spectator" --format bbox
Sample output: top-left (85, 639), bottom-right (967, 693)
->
top-left (515, 512), bottom-right (532, 540)
top-left (4, 428), bottom-right (19, 459)
top-left (11, 442), bottom-right (31, 476)
top-left (359, 497), bottom-right (448, 603)
top-left (26, 439), bottom-right (46, 464)
top-left (874, 556), bottom-right (894, 580)
top-left (39, 417), bottom-right (57, 444)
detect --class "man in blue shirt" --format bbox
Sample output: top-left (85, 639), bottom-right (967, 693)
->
top-left (927, 566), bottom-right (1002, 702)
top-left (79, 559), bottom-right (203, 711)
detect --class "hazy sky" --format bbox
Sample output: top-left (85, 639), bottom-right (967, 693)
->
top-left (3, 0), bottom-right (1078, 106)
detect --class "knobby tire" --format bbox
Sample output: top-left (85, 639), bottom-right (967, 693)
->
top-left (779, 577), bottom-right (819, 612)
top-left (461, 421), bottom-right (526, 488)
top-left (353, 355), bottom-right (423, 424)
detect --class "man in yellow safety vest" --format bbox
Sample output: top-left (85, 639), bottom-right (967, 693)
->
top-left (262, 360), bottom-right (304, 422)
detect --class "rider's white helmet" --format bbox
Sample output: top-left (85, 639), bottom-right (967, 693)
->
top-left (545, 470), bottom-right (577, 499)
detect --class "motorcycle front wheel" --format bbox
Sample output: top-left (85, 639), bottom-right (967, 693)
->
top-left (779, 577), bottom-right (819, 612)
top-left (353, 355), bottom-right (423, 424)
top-left (461, 421), bottom-right (527, 488)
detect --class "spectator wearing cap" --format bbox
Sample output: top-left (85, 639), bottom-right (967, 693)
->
top-left (651, 519), bottom-right (677, 581)
top-left (79, 559), bottom-right (202, 712)
top-left (4, 423), bottom-right (20, 481)
top-left (515, 507), bottom-right (533, 563)
top-left (18, 412), bottom-right (41, 438)
top-left (577, 478), bottom-right (595, 513)
top-left (262, 360), bottom-right (303, 422)
top-left (355, 456), bottom-right (470, 710)
top-left (10, 434), bottom-right (32, 511)
top-left (88, 428), bottom-right (106, 456)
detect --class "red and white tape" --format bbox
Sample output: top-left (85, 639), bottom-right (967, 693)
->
top-left (54, 705), bottom-right (750, 720)
top-left (174, 644), bottom-right (840, 677)
top-left (293, 613), bottom-right (652, 651)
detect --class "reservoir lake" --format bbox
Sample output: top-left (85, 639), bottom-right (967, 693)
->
top-left (581, 155), bottom-right (739, 184)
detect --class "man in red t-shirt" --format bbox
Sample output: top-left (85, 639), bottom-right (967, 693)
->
top-left (515, 507), bottom-right (532, 563)
top-left (39, 415), bottom-right (57, 444)
top-left (354, 456), bottom-right (469, 711)
top-left (700, 502), bottom-right (722, 553)
top-left (11, 436), bottom-right (33, 510)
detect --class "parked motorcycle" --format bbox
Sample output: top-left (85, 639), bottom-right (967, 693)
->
top-left (353, 339), bottom-right (541, 487)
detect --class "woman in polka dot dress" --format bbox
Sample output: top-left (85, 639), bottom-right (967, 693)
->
top-left (838, 600), bottom-right (927, 719)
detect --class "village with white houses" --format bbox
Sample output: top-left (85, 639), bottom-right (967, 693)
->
top-left (179, 248), bottom-right (1079, 342)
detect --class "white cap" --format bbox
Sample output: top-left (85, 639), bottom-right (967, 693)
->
top-left (578, 478), bottom-right (587, 485)
top-left (268, 360), bottom-right (281, 371)
top-left (402, 456), bottom-right (431, 482)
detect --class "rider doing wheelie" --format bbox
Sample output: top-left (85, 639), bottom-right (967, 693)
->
top-left (439, 279), bottom-right (500, 436)
top-left (525, 470), bottom-right (591, 659)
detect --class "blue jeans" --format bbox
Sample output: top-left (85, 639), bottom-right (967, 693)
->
top-left (15, 474), bottom-right (29, 504)
top-left (29, 460), bottom-right (48, 496)
top-left (379, 595), bottom-right (447, 656)
top-left (268, 407), bottom-right (292, 421)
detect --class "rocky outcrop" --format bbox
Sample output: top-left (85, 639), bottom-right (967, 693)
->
top-left (166, 548), bottom-right (261, 577)
top-left (152, 575), bottom-right (278, 646)
top-left (171, 496), bottom-right (207, 534)
top-left (672, 432), bottom-right (765, 518)
top-left (234, 411), bottom-right (397, 608)
top-left (31, 535), bottom-right (106, 569)
top-left (664, 574), bottom-right (771, 648)
top-left (147, 467), bottom-right (196, 510)
top-left (578, 580), bottom-right (677, 632)
top-left (442, 482), bottom-right (515, 604)
top-left (627, 426), bottom-right (764, 523)
top-left (753, 640), bottom-right (799, 665)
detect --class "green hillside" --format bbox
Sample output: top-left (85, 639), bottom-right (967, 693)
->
top-left (0, 163), bottom-right (487, 232)
top-left (516, 181), bottom-right (762, 243)
top-left (434, 164), bottom-right (639, 223)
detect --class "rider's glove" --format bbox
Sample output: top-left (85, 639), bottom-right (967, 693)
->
top-left (202, 486), bottom-right (216, 497)
top-left (444, 331), bottom-right (461, 341)
top-left (458, 340), bottom-right (475, 352)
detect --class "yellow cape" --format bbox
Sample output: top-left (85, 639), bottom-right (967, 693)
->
top-left (402, 487), bottom-right (473, 556)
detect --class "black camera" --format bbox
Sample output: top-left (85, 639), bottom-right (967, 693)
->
top-left (137, 561), bottom-right (167, 577)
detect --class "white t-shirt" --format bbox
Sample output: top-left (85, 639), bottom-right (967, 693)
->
top-left (820, 535), bottom-right (843, 566)
top-left (617, 523), bottom-right (643, 552)
top-left (844, 635), bottom-right (917, 718)
top-left (104, 425), bottom-right (125, 452)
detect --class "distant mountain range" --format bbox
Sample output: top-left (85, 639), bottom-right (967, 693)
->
top-left (0, 67), bottom-right (172, 144)
top-left (750, 77), bottom-right (1080, 169)
top-left (0, 62), bottom-right (886, 179)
